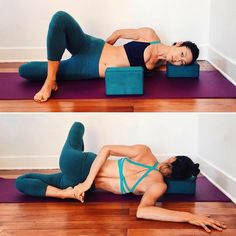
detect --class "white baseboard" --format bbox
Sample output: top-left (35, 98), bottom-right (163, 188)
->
top-left (0, 155), bottom-right (59, 169)
top-left (0, 47), bottom-right (71, 62)
top-left (0, 47), bottom-right (46, 62)
top-left (196, 154), bottom-right (236, 204)
top-left (207, 46), bottom-right (236, 86)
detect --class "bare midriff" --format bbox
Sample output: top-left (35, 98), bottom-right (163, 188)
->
top-left (98, 43), bottom-right (130, 78)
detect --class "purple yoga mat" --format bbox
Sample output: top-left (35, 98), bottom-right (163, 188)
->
top-left (0, 176), bottom-right (231, 203)
top-left (0, 71), bottom-right (236, 100)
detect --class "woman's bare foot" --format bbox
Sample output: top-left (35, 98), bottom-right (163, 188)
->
top-left (61, 187), bottom-right (76, 199)
top-left (34, 79), bottom-right (58, 103)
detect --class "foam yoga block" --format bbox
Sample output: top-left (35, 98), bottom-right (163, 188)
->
top-left (167, 62), bottom-right (200, 78)
top-left (165, 176), bottom-right (196, 194)
top-left (105, 67), bottom-right (144, 95)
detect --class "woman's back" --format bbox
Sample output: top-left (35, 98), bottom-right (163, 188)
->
top-left (95, 148), bottom-right (164, 194)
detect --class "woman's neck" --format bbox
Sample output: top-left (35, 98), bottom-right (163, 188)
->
top-left (152, 43), bottom-right (171, 62)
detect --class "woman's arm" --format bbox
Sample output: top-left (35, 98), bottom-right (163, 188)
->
top-left (137, 183), bottom-right (226, 233)
top-left (106, 27), bottom-right (159, 45)
top-left (74, 144), bottom-right (149, 201)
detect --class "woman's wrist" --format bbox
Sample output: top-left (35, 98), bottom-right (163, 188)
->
top-left (114, 30), bottom-right (121, 39)
top-left (84, 179), bottom-right (93, 188)
top-left (185, 212), bottom-right (195, 223)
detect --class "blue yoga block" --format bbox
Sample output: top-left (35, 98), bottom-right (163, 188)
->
top-left (165, 176), bottom-right (196, 194)
top-left (105, 67), bottom-right (144, 95)
top-left (167, 62), bottom-right (200, 78)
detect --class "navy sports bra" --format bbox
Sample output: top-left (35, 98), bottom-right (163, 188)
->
top-left (123, 40), bottom-right (161, 70)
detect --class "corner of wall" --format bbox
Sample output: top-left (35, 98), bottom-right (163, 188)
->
top-left (196, 154), bottom-right (236, 204)
top-left (207, 46), bottom-right (236, 86)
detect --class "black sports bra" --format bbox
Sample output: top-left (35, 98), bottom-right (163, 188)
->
top-left (123, 40), bottom-right (161, 70)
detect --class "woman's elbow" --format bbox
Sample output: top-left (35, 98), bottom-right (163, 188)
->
top-left (100, 145), bottom-right (111, 155)
top-left (136, 207), bottom-right (145, 219)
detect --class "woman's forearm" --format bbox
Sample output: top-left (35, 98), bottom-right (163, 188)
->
top-left (137, 206), bottom-right (192, 223)
top-left (82, 145), bottom-right (143, 188)
top-left (84, 146), bottom-right (110, 186)
top-left (115, 29), bottom-right (139, 40)
top-left (137, 205), bottom-right (227, 233)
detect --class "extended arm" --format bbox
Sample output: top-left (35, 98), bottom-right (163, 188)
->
top-left (106, 27), bottom-right (159, 45)
top-left (137, 183), bottom-right (226, 233)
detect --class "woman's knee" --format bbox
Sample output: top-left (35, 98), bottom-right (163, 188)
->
top-left (19, 62), bottom-right (47, 81)
top-left (51, 11), bottom-right (71, 25)
top-left (19, 63), bottom-right (35, 79)
top-left (71, 122), bottom-right (85, 133)
top-left (68, 122), bottom-right (85, 150)
top-left (15, 175), bottom-right (27, 192)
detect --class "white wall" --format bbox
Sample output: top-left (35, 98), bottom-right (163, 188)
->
top-left (197, 114), bottom-right (236, 202)
top-left (0, 113), bottom-right (198, 168)
top-left (0, 0), bottom-right (209, 61)
top-left (208, 0), bottom-right (236, 85)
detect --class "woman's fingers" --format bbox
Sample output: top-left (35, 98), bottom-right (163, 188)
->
top-left (201, 223), bottom-right (211, 233)
top-left (79, 192), bottom-right (85, 203)
top-left (74, 189), bottom-right (85, 203)
top-left (190, 214), bottom-right (227, 233)
top-left (208, 219), bottom-right (226, 230)
top-left (201, 218), bottom-right (227, 233)
top-left (209, 223), bottom-right (223, 231)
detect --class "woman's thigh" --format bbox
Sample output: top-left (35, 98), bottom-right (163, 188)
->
top-left (59, 148), bottom-right (96, 188)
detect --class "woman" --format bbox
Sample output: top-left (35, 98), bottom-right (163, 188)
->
top-left (19, 11), bottom-right (199, 102)
top-left (16, 122), bottom-right (226, 233)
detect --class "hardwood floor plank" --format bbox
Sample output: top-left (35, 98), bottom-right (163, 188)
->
top-left (128, 229), bottom-right (235, 236)
top-left (0, 98), bottom-right (235, 112)
top-left (0, 229), bottom-right (127, 236)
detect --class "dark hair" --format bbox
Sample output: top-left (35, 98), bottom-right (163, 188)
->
top-left (171, 155), bottom-right (200, 180)
top-left (174, 41), bottom-right (200, 64)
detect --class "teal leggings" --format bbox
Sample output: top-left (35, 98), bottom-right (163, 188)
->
top-left (16, 122), bottom-right (97, 197)
top-left (19, 11), bottom-right (105, 81)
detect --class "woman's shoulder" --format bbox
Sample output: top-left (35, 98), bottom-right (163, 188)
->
top-left (133, 144), bottom-right (151, 152)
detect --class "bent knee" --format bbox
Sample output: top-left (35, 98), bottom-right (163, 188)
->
top-left (71, 122), bottom-right (85, 131)
top-left (18, 63), bottom-right (29, 79)
top-left (15, 176), bottom-right (26, 192)
top-left (18, 62), bottom-right (47, 81)
top-left (51, 11), bottom-right (71, 23)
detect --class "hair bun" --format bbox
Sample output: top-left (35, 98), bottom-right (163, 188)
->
top-left (192, 163), bottom-right (200, 176)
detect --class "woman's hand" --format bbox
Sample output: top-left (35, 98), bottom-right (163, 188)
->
top-left (73, 182), bottom-right (91, 203)
top-left (188, 213), bottom-right (226, 233)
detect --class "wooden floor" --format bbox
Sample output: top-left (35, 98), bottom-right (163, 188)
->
top-left (0, 170), bottom-right (235, 236)
top-left (1, 62), bottom-right (236, 112)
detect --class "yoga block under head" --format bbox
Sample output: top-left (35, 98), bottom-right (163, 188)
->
top-left (167, 62), bottom-right (200, 78)
top-left (105, 67), bottom-right (144, 95)
top-left (165, 176), bottom-right (196, 194)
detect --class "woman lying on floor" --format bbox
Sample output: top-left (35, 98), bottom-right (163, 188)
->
top-left (19, 11), bottom-right (199, 102)
top-left (16, 122), bottom-right (226, 233)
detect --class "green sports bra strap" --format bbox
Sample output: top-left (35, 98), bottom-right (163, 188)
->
top-left (150, 40), bottom-right (161, 45)
top-left (119, 158), bottom-right (131, 194)
top-left (118, 158), bottom-right (126, 194)
top-left (130, 167), bottom-right (154, 192)
top-left (125, 158), bottom-right (151, 169)
top-left (119, 158), bottom-right (159, 194)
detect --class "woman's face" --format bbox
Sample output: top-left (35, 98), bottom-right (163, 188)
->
top-left (167, 45), bottom-right (193, 66)
top-left (159, 156), bottom-right (177, 177)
